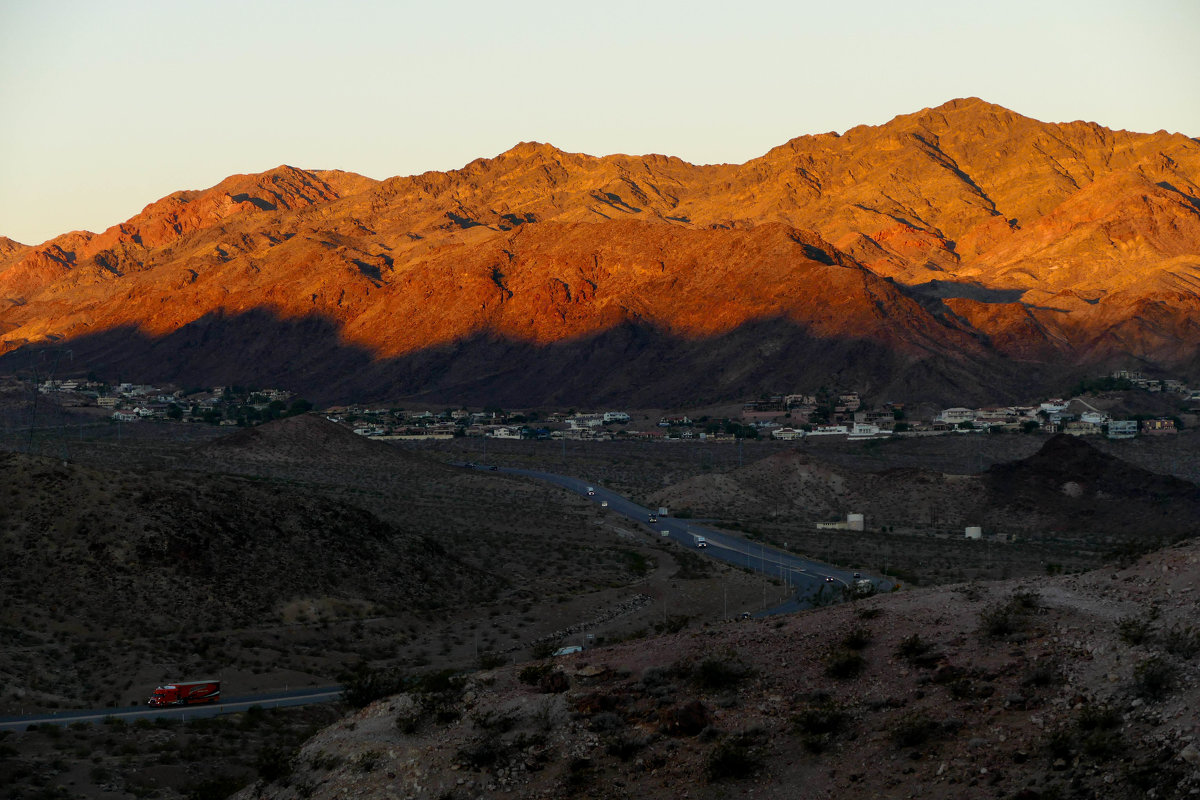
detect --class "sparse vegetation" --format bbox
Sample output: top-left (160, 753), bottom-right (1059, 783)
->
top-left (792, 697), bottom-right (852, 753)
top-left (823, 648), bottom-right (866, 680)
top-left (704, 730), bottom-right (766, 782)
top-left (1133, 656), bottom-right (1177, 700)
top-left (979, 589), bottom-right (1043, 638)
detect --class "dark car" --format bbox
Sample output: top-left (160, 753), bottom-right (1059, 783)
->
top-left (648, 514), bottom-right (658, 523)
top-left (489, 465), bottom-right (498, 471)
top-left (824, 576), bottom-right (836, 583)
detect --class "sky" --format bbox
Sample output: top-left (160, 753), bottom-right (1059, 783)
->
top-left (1, 0), bottom-right (1198, 246)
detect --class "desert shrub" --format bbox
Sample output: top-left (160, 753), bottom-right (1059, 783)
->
top-left (890, 712), bottom-right (942, 748)
top-left (355, 750), bottom-right (383, 773)
top-left (472, 709), bottom-right (517, 733)
top-left (478, 651), bottom-right (508, 670)
top-left (824, 649), bottom-right (865, 680)
top-left (604, 733), bottom-right (649, 761)
top-left (1022, 657), bottom-right (1063, 688)
top-left (1082, 729), bottom-right (1124, 759)
top-left (256, 745), bottom-right (294, 783)
top-left (792, 699), bottom-right (851, 753)
top-left (840, 626), bottom-right (872, 651)
top-left (587, 712), bottom-right (624, 733)
top-left (1159, 623), bottom-right (1200, 659)
top-left (188, 775), bottom-right (250, 800)
top-left (978, 603), bottom-right (1021, 637)
top-left (1044, 726), bottom-right (1075, 760)
top-left (519, 663), bottom-right (553, 686)
top-left (529, 640), bottom-right (559, 660)
top-left (694, 657), bottom-right (752, 691)
top-left (895, 633), bottom-right (931, 661)
top-left (640, 666), bottom-right (673, 689)
top-left (1009, 589), bottom-right (1043, 611)
top-left (308, 751), bottom-right (342, 771)
top-left (1117, 615), bottom-right (1154, 646)
top-left (1076, 703), bottom-right (1122, 732)
top-left (1133, 656), bottom-right (1177, 700)
top-left (456, 737), bottom-right (502, 770)
top-left (978, 590), bottom-right (1041, 638)
top-left (339, 663), bottom-right (405, 709)
top-left (704, 731), bottom-right (765, 782)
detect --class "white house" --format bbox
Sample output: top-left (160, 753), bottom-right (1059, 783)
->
top-left (771, 427), bottom-right (805, 440)
top-left (602, 411), bottom-right (630, 423)
top-left (1107, 420), bottom-right (1138, 439)
top-left (937, 407), bottom-right (977, 425)
top-left (849, 423), bottom-right (883, 438)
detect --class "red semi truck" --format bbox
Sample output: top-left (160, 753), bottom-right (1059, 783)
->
top-left (146, 680), bottom-right (221, 707)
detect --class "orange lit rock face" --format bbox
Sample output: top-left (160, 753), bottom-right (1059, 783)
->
top-left (1, 97), bottom-right (1198, 403)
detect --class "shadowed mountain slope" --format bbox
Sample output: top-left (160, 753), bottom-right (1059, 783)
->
top-left (2, 98), bottom-right (1198, 403)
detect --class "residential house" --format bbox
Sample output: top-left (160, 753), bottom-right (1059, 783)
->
top-left (771, 427), bottom-right (805, 440)
top-left (1107, 420), bottom-right (1138, 439)
top-left (1142, 418), bottom-right (1178, 435)
top-left (1063, 420), bottom-right (1101, 436)
top-left (937, 407), bottom-right (977, 425)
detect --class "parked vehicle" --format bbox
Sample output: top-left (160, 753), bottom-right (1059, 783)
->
top-left (146, 680), bottom-right (220, 707)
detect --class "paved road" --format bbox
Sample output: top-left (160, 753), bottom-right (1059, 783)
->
top-left (4, 464), bottom-right (887, 732)
top-left (463, 462), bottom-right (892, 614)
top-left (0, 686), bottom-right (343, 732)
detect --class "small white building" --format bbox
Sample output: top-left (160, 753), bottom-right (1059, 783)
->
top-left (937, 407), bottom-right (977, 425)
top-left (602, 411), bottom-right (630, 423)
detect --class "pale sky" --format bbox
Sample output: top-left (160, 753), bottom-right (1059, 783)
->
top-left (1, 0), bottom-right (1197, 246)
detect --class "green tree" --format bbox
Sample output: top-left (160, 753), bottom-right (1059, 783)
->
top-left (288, 399), bottom-right (313, 416)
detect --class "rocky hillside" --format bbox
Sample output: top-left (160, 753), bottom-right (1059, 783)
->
top-left (2, 98), bottom-right (1199, 404)
top-left (239, 537), bottom-right (1200, 800)
top-left (0, 416), bottom-right (644, 711)
top-left (650, 435), bottom-right (1200, 556)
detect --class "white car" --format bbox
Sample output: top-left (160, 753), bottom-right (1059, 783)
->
top-left (586, 487), bottom-right (595, 496)
top-left (600, 500), bottom-right (608, 507)
top-left (696, 536), bottom-right (707, 548)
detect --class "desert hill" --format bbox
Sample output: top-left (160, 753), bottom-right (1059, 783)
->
top-left (2, 98), bottom-right (1199, 404)
top-left (0, 417), bottom-right (661, 712)
top-left (240, 535), bottom-right (1200, 800)
top-left (648, 435), bottom-right (1200, 580)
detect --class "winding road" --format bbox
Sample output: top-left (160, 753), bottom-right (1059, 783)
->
top-left (2, 462), bottom-right (888, 731)
top-left (465, 462), bottom-right (892, 614)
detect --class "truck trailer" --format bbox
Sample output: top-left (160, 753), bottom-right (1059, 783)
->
top-left (146, 680), bottom-right (221, 707)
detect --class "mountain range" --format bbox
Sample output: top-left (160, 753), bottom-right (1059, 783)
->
top-left (2, 97), bottom-right (1198, 405)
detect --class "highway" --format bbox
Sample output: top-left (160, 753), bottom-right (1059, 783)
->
top-left (0, 686), bottom-right (343, 732)
top-left (464, 462), bottom-right (892, 613)
top-left (3, 464), bottom-right (886, 732)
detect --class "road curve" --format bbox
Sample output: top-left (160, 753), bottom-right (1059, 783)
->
top-left (4, 463), bottom-right (889, 731)
top-left (0, 686), bottom-right (343, 733)
top-left (463, 462), bottom-right (893, 614)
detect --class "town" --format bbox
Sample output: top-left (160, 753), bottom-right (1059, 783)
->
top-left (30, 370), bottom-right (1200, 442)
